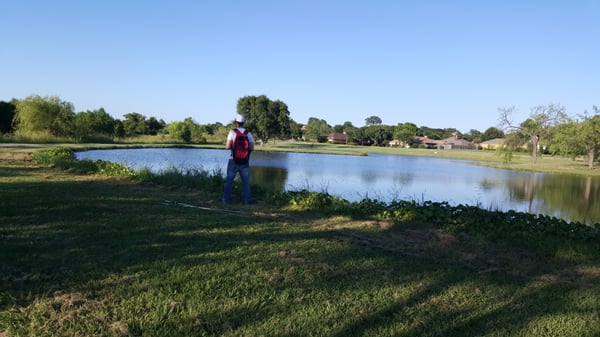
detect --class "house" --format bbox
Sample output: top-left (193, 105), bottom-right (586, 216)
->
top-left (414, 136), bottom-right (442, 149)
top-left (439, 133), bottom-right (475, 150)
top-left (388, 139), bottom-right (404, 147)
top-left (326, 132), bottom-right (347, 144)
top-left (479, 138), bottom-right (505, 150)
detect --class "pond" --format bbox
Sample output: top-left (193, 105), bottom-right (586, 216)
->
top-left (76, 148), bottom-right (600, 224)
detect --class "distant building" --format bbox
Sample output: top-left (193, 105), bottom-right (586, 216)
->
top-left (439, 134), bottom-right (474, 150)
top-left (388, 139), bottom-right (403, 147)
top-left (414, 136), bottom-right (442, 149)
top-left (479, 138), bottom-right (505, 150)
top-left (326, 133), bottom-right (347, 144)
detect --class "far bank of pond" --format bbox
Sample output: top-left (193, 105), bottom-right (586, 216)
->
top-left (76, 147), bottom-right (600, 225)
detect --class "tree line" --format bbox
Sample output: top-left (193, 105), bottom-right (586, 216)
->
top-left (1, 94), bottom-right (598, 168)
top-left (0, 94), bottom-right (487, 144)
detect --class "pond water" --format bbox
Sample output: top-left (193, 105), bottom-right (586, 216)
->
top-left (75, 148), bottom-right (600, 224)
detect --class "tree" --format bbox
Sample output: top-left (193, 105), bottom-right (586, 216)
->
top-left (271, 100), bottom-right (292, 141)
top-left (13, 95), bottom-right (75, 137)
top-left (463, 129), bottom-right (482, 143)
top-left (204, 122), bottom-right (223, 135)
top-left (167, 118), bottom-right (206, 143)
top-left (351, 127), bottom-right (369, 145)
top-left (333, 121), bottom-right (356, 134)
top-left (168, 121), bottom-right (192, 143)
top-left (576, 106), bottom-right (600, 169)
top-left (122, 112), bottom-right (149, 136)
top-left (0, 100), bottom-right (16, 134)
top-left (365, 116), bottom-right (382, 126)
top-left (147, 117), bottom-right (166, 135)
top-left (288, 119), bottom-right (303, 140)
top-left (551, 106), bottom-right (600, 169)
top-left (340, 122), bottom-right (359, 144)
top-left (393, 122), bottom-right (419, 147)
top-left (481, 126), bottom-right (504, 142)
top-left (88, 108), bottom-right (116, 135)
top-left (364, 124), bottom-right (393, 146)
top-left (304, 117), bottom-right (331, 142)
top-left (549, 121), bottom-right (581, 160)
top-left (498, 104), bottom-right (569, 164)
top-left (419, 126), bottom-right (445, 140)
top-left (71, 108), bottom-right (117, 141)
top-left (113, 120), bottom-right (125, 138)
top-left (71, 111), bottom-right (95, 141)
top-left (496, 131), bottom-right (527, 164)
top-left (237, 95), bottom-right (291, 144)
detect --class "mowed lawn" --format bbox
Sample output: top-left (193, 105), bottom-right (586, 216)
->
top-left (0, 146), bottom-right (599, 337)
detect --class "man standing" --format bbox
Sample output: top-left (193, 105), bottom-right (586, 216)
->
top-left (222, 114), bottom-right (255, 204)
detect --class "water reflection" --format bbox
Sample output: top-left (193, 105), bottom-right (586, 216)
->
top-left (75, 148), bottom-right (600, 224)
top-left (251, 166), bottom-right (287, 193)
top-left (489, 170), bottom-right (600, 224)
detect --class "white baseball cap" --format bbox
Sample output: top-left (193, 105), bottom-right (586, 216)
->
top-left (235, 114), bottom-right (245, 123)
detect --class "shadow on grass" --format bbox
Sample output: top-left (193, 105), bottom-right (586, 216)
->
top-left (1, 164), bottom-right (598, 336)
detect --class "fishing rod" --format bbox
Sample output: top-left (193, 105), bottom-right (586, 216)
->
top-left (162, 200), bottom-right (245, 216)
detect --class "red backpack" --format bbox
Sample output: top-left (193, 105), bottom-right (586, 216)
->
top-left (232, 128), bottom-right (250, 164)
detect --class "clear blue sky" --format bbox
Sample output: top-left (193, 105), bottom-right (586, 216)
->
top-left (2, 0), bottom-right (598, 133)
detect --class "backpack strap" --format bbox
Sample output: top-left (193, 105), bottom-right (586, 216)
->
top-left (234, 128), bottom-right (248, 136)
top-left (231, 129), bottom-right (240, 156)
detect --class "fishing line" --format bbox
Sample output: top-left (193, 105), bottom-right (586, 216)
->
top-left (162, 199), bottom-right (246, 216)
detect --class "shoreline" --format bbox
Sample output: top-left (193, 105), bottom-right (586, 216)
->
top-left (0, 141), bottom-right (598, 177)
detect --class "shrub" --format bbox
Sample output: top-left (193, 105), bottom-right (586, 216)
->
top-left (32, 147), bottom-right (74, 165)
top-left (33, 146), bottom-right (134, 176)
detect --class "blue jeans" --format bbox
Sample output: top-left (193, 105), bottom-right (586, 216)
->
top-left (222, 159), bottom-right (251, 204)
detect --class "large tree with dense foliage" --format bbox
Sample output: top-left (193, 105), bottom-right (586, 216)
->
top-left (574, 111), bottom-right (600, 169)
top-left (0, 100), bottom-right (16, 134)
top-left (71, 111), bottom-right (95, 141)
top-left (237, 95), bottom-right (291, 143)
top-left (364, 115), bottom-right (382, 126)
top-left (364, 124), bottom-right (393, 146)
top-left (462, 129), bottom-right (482, 143)
top-left (304, 117), bottom-right (331, 142)
top-left (147, 117), bottom-right (166, 135)
top-left (288, 119), bottom-right (303, 140)
top-left (393, 122), bottom-right (419, 146)
top-left (167, 117), bottom-right (206, 143)
top-left (418, 126), bottom-right (459, 140)
top-left (122, 112), bottom-right (149, 136)
top-left (71, 108), bottom-right (117, 141)
top-left (550, 106), bottom-right (600, 169)
top-left (481, 126), bottom-right (504, 142)
top-left (13, 95), bottom-right (75, 137)
top-left (498, 104), bottom-right (569, 164)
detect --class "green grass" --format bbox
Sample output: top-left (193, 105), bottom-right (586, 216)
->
top-left (1, 146), bottom-right (599, 337)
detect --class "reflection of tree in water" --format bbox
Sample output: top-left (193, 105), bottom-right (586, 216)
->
top-left (542, 175), bottom-right (600, 224)
top-left (384, 173), bottom-right (413, 201)
top-left (506, 173), bottom-right (600, 224)
top-left (361, 170), bottom-right (377, 184)
top-left (393, 172), bottom-right (413, 186)
top-left (479, 179), bottom-right (501, 191)
top-left (251, 166), bottom-right (287, 194)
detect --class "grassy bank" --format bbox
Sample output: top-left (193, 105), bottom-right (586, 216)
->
top-left (1, 146), bottom-right (599, 336)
